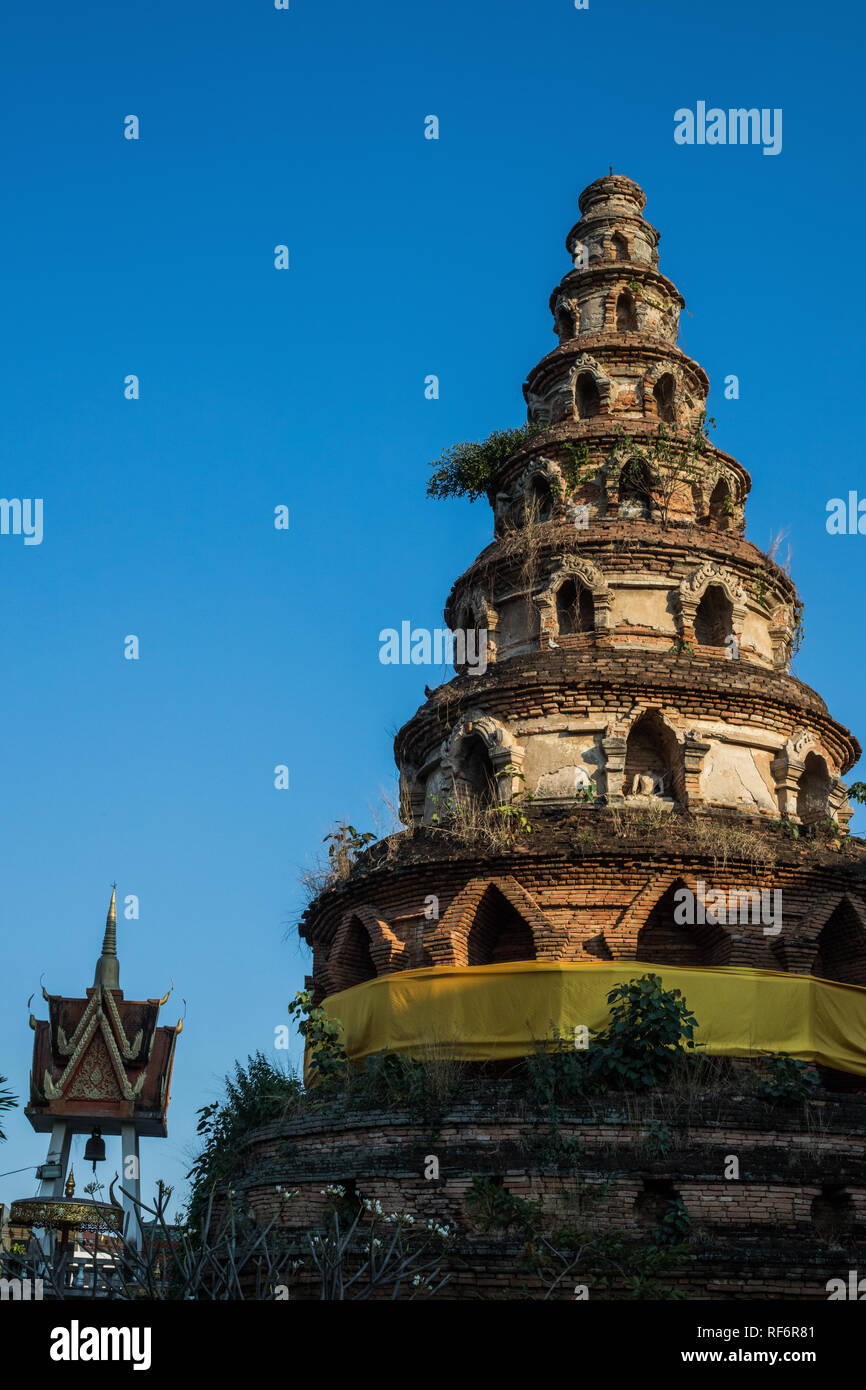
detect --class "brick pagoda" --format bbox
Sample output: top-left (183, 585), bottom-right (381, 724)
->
top-left (302, 174), bottom-right (866, 1023)
top-left (239, 176), bottom-right (866, 1300)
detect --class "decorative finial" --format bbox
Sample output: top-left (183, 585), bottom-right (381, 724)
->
top-left (93, 884), bottom-right (120, 990)
top-left (65, 1166), bottom-right (75, 1198)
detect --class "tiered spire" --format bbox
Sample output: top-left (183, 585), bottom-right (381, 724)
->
top-left (93, 883), bottom-right (119, 990)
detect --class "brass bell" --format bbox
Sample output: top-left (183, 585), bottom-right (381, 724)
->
top-left (83, 1127), bottom-right (106, 1171)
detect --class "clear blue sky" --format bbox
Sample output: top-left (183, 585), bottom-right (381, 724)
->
top-left (1, 0), bottom-right (863, 1213)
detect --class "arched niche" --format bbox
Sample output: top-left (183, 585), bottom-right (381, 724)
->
top-left (676, 562), bottom-right (747, 644)
top-left (466, 884), bottom-right (537, 965)
top-left (536, 557), bottom-right (612, 638)
top-left (623, 710), bottom-right (684, 804)
top-left (454, 732), bottom-right (498, 807)
top-left (568, 357), bottom-right (612, 419)
top-left (771, 731), bottom-right (833, 822)
top-left (618, 459), bottom-right (652, 517)
top-left (615, 290), bottom-right (638, 332)
top-left (797, 752), bottom-right (831, 826)
top-left (636, 880), bottom-right (732, 967)
top-left (611, 231), bottom-right (629, 263)
top-left (694, 584), bottom-right (734, 648)
top-left (328, 915), bottom-right (377, 991)
top-left (444, 713), bottom-right (525, 806)
top-left (708, 478), bottom-right (733, 529)
top-left (555, 577), bottom-right (594, 635)
top-left (526, 475), bottom-right (554, 522)
top-left (652, 372), bottom-right (677, 423)
top-left (447, 586), bottom-right (498, 667)
top-left (554, 296), bottom-right (579, 342)
top-left (575, 371), bottom-right (601, 419)
top-left (811, 897), bottom-right (866, 987)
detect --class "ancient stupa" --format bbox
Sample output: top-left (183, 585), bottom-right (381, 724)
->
top-left (301, 174), bottom-right (866, 1066)
top-left (244, 176), bottom-right (866, 1298)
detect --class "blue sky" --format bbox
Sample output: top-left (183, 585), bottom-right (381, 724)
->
top-left (1, 0), bottom-right (864, 1212)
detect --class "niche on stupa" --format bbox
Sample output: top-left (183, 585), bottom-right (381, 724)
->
top-left (536, 557), bottom-right (612, 642)
top-left (811, 896), bottom-right (866, 988)
top-left (615, 289), bottom-right (638, 332)
top-left (512, 459), bottom-right (564, 529)
top-left (652, 372), bottom-right (677, 424)
top-left (324, 915), bottom-right (378, 992)
top-left (797, 751), bottom-right (832, 827)
top-left (623, 710), bottom-right (683, 805)
top-left (708, 478), bottom-right (733, 529)
top-left (322, 906), bottom-right (408, 993)
top-left (576, 371), bottom-right (601, 419)
top-left (676, 562), bottom-right (747, 649)
top-left (526, 475), bottom-right (554, 523)
top-left (553, 295), bottom-right (579, 343)
top-left (555, 577), bottom-right (594, 637)
top-left (693, 466), bottom-right (744, 532)
top-left (610, 230), bottom-right (630, 263)
top-left (442, 713), bottom-right (524, 808)
top-left (567, 356), bottom-right (611, 420)
top-left (636, 881), bottom-right (732, 967)
top-left (618, 459), bottom-right (653, 518)
top-left (466, 884), bottom-right (538, 966)
top-left (426, 874), bottom-right (564, 967)
top-left (694, 584), bottom-right (734, 649)
top-left (454, 733), bottom-right (497, 807)
top-left (445, 585), bottom-right (498, 669)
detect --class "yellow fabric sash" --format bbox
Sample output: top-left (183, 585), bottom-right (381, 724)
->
top-left (317, 962), bottom-right (866, 1076)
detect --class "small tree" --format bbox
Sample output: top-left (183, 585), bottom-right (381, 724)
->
top-left (426, 423), bottom-right (546, 502)
top-left (587, 974), bottom-right (702, 1091)
top-left (614, 413), bottom-right (717, 527)
top-left (187, 1053), bottom-right (304, 1222)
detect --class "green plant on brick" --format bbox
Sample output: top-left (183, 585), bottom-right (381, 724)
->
top-left (288, 989), bottom-right (349, 1087)
top-left (467, 1174), bottom-right (688, 1300)
top-left (756, 1052), bottom-right (819, 1104)
top-left (651, 1196), bottom-right (691, 1249)
top-left (426, 423), bottom-right (547, 502)
top-left (465, 1177), bottom-right (543, 1234)
top-left (586, 974), bottom-right (702, 1092)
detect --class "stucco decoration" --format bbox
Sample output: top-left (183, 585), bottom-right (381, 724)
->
top-left (535, 555), bottom-right (612, 634)
top-left (676, 561), bottom-right (748, 636)
top-left (442, 711), bottom-right (525, 804)
top-left (568, 354), bottom-right (613, 414)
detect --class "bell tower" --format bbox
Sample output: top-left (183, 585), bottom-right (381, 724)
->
top-left (23, 887), bottom-right (182, 1247)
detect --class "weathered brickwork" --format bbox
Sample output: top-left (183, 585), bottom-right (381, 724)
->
top-left (303, 828), bottom-right (866, 1003)
top-left (236, 1089), bottom-right (866, 1299)
top-left (278, 174), bottom-right (866, 1297)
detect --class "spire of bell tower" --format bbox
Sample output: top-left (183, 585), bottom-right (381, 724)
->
top-left (93, 882), bottom-right (119, 990)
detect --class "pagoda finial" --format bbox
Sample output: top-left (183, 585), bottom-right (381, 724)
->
top-left (93, 883), bottom-right (120, 990)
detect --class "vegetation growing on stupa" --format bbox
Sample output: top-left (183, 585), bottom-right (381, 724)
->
top-left (425, 422), bottom-right (545, 501)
